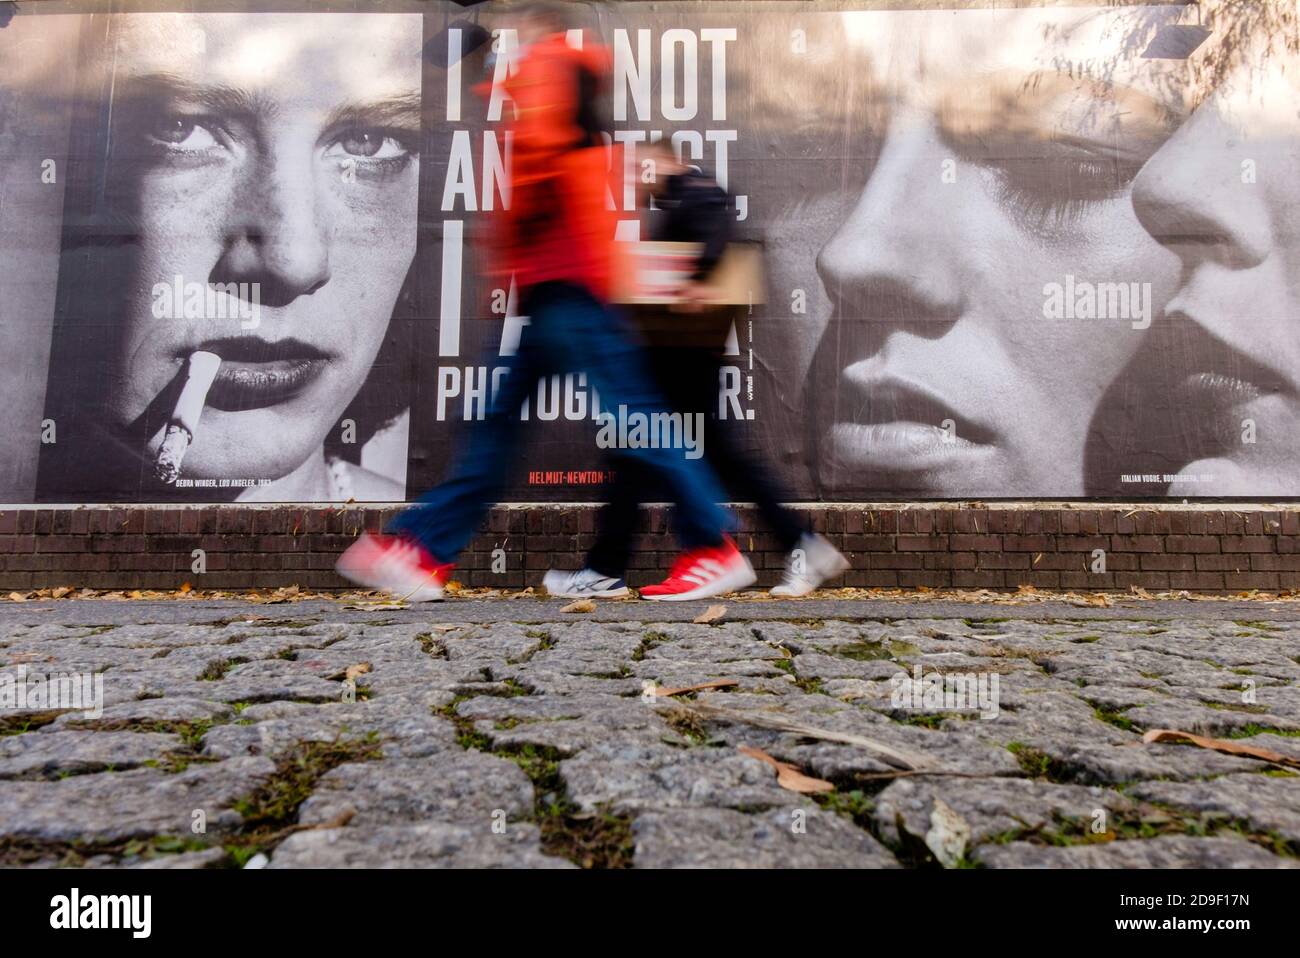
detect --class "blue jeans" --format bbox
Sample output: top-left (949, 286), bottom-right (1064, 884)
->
top-left (387, 281), bottom-right (731, 562)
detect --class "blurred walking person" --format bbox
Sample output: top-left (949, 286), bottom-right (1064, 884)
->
top-left (545, 141), bottom-right (848, 600)
top-left (337, 3), bottom-right (752, 601)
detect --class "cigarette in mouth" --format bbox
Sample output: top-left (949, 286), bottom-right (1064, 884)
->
top-left (154, 350), bottom-right (221, 485)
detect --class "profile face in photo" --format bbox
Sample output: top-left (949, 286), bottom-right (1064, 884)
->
top-left (1130, 12), bottom-right (1300, 496)
top-left (40, 11), bottom-right (422, 501)
top-left (797, 7), bottom-right (1189, 498)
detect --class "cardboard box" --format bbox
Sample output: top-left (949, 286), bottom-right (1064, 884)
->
top-left (615, 241), bottom-right (764, 350)
top-left (616, 240), bottom-right (766, 306)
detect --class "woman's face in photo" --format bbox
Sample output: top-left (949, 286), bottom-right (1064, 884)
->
top-left (800, 8), bottom-right (1188, 497)
top-left (1130, 17), bottom-right (1300, 495)
top-left (104, 12), bottom-right (421, 482)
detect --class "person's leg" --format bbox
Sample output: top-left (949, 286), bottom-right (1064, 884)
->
top-left (533, 285), bottom-right (732, 547)
top-left (384, 320), bottom-right (548, 562)
top-left (711, 425), bottom-right (807, 553)
top-left (584, 345), bottom-right (679, 577)
top-left (683, 348), bottom-right (845, 594)
top-left (686, 350), bottom-right (807, 553)
top-left (584, 454), bottom-right (649, 578)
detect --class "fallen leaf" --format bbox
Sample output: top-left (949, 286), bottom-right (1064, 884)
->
top-left (50, 586), bottom-right (72, 599)
top-left (1130, 585), bottom-right (1153, 599)
top-left (924, 797), bottom-right (970, 868)
top-left (1069, 592), bottom-right (1112, 608)
top-left (693, 604), bottom-right (727, 624)
top-left (344, 663), bottom-right (372, 681)
top-left (561, 599), bottom-right (595, 613)
top-left (653, 679), bottom-right (738, 697)
top-left (1142, 728), bottom-right (1300, 769)
top-left (737, 745), bottom-right (834, 794)
top-left (8, 592), bottom-right (27, 602)
top-left (179, 582), bottom-right (192, 594)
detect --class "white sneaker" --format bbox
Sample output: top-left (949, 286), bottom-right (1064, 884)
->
top-left (542, 568), bottom-right (631, 599)
top-left (770, 533), bottom-right (850, 597)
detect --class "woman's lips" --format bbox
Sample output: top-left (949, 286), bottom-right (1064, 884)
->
top-left (827, 375), bottom-right (999, 472)
top-left (829, 421), bottom-right (995, 471)
top-left (1177, 371), bottom-right (1264, 408)
top-left (206, 358), bottom-right (327, 410)
top-left (1164, 303), bottom-right (1293, 457)
top-left (176, 337), bottom-right (331, 411)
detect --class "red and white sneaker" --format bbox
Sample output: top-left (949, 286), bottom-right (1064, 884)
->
top-left (639, 537), bottom-right (757, 601)
top-left (336, 532), bottom-right (454, 603)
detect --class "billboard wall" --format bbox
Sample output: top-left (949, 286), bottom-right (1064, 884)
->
top-left (1, 0), bottom-right (1296, 503)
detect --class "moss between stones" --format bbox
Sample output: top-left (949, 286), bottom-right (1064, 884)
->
top-left (631, 630), bottom-right (670, 662)
top-left (416, 633), bottom-right (449, 657)
top-left (0, 710), bottom-right (63, 736)
top-left (834, 639), bottom-right (919, 661)
top-left (993, 806), bottom-right (1298, 858)
top-left (0, 833), bottom-right (215, 868)
top-left (1224, 724), bottom-right (1300, 739)
top-left (0, 715), bottom-right (368, 865)
top-left (1204, 701), bottom-right (1270, 715)
top-left (434, 695), bottom-right (633, 868)
top-left (1092, 706), bottom-right (1138, 733)
top-left (894, 714), bottom-right (946, 730)
top-left (812, 775), bottom-right (964, 868)
top-left (66, 717), bottom-right (215, 752)
top-left (769, 655), bottom-right (827, 696)
top-left (433, 696), bottom-right (494, 750)
top-left (502, 742), bottom-right (634, 869)
top-left (1006, 742), bottom-right (1073, 782)
top-left (198, 657), bottom-right (249, 681)
top-left (1233, 620), bottom-right (1282, 633)
top-left (222, 733), bottom-right (384, 864)
top-left (661, 705), bottom-right (710, 745)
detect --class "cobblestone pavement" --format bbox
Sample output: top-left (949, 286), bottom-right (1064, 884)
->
top-left (2, 597), bottom-right (1299, 868)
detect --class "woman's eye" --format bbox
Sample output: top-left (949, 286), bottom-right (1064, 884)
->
top-left (148, 117), bottom-right (219, 151)
top-left (986, 142), bottom-right (1145, 228)
top-left (328, 130), bottom-right (409, 161)
top-left (999, 148), bottom-right (1127, 200)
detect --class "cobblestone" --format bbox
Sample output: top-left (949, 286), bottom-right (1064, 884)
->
top-left (1, 597), bottom-right (1297, 868)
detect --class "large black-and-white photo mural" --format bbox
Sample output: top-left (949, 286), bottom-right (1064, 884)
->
top-left (0, 1), bottom-right (1295, 502)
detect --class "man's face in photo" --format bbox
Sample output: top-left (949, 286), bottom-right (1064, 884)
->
top-left (103, 12), bottom-right (422, 481)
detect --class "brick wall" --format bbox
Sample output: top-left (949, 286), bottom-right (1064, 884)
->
top-left (0, 504), bottom-right (1297, 593)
